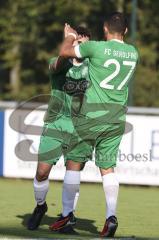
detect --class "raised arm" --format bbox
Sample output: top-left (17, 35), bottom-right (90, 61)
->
top-left (59, 24), bottom-right (78, 58)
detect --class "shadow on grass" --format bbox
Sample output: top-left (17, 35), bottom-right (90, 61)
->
top-left (0, 214), bottom-right (158, 240)
top-left (19, 213), bottom-right (98, 233)
top-left (0, 213), bottom-right (99, 239)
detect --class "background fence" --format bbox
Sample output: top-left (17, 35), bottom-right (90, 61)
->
top-left (1, 101), bottom-right (159, 186)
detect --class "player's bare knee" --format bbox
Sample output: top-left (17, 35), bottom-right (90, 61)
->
top-left (66, 160), bottom-right (83, 171)
top-left (100, 167), bottom-right (114, 176)
top-left (36, 170), bottom-right (49, 181)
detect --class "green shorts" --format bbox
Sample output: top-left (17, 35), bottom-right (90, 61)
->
top-left (38, 115), bottom-right (77, 165)
top-left (39, 114), bottom-right (125, 169)
top-left (66, 116), bottom-right (125, 169)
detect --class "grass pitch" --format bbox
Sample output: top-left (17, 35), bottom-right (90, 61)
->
top-left (0, 178), bottom-right (159, 239)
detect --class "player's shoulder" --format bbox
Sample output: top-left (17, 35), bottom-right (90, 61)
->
top-left (83, 40), bottom-right (106, 47)
top-left (48, 56), bottom-right (57, 64)
top-left (48, 56), bottom-right (72, 65)
top-left (124, 42), bottom-right (139, 53)
top-left (125, 43), bottom-right (139, 60)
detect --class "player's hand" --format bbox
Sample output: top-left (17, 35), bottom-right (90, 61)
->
top-left (64, 23), bottom-right (78, 39)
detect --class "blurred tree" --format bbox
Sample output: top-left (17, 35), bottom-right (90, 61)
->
top-left (0, 0), bottom-right (104, 100)
top-left (0, 0), bottom-right (62, 99)
top-left (124, 0), bottom-right (159, 106)
top-left (0, 0), bottom-right (42, 96)
top-left (0, 0), bottom-right (158, 107)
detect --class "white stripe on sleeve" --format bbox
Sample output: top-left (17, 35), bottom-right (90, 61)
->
top-left (74, 45), bottom-right (82, 58)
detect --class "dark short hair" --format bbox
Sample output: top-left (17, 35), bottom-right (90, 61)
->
top-left (104, 12), bottom-right (127, 35)
top-left (75, 26), bottom-right (91, 39)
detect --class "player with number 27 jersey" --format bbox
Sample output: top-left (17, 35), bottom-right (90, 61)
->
top-left (58, 13), bottom-right (139, 238)
top-left (75, 39), bottom-right (138, 108)
top-left (66, 39), bottom-right (139, 169)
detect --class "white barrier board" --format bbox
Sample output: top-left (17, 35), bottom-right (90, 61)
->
top-left (3, 109), bottom-right (159, 185)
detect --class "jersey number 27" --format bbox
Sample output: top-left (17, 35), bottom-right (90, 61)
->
top-left (100, 59), bottom-right (136, 90)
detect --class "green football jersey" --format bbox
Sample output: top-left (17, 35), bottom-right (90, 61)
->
top-left (74, 39), bottom-right (138, 120)
top-left (44, 57), bottom-right (90, 122)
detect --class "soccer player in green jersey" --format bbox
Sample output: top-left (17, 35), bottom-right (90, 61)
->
top-left (27, 27), bottom-right (91, 231)
top-left (52, 12), bottom-right (139, 237)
